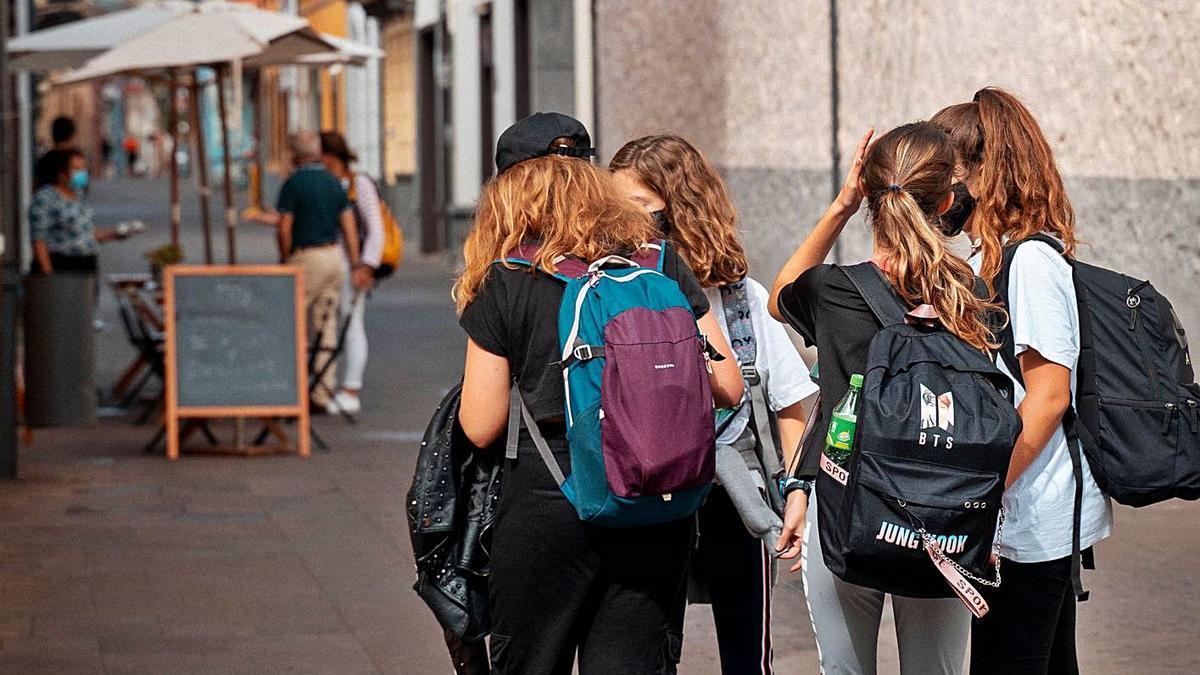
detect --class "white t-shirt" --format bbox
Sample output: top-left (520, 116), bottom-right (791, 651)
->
top-left (972, 240), bottom-right (1113, 562)
top-left (706, 277), bottom-right (819, 445)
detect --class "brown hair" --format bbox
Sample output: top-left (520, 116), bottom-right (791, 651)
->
top-left (931, 87), bottom-right (1076, 287)
top-left (319, 130), bottom-right (358, 165)
top-left (863, 122), bottom-right (1001, 353)
top-left (453, 155), bottom-right (658, 312)
top-left (609, 135), bottom-right (747, 287)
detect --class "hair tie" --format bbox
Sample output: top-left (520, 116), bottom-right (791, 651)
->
top-left (887, 184), bottom-right (902, 193)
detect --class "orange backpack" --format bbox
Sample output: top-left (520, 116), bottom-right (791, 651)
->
top-left (348, 175), bottom-right (404, 278)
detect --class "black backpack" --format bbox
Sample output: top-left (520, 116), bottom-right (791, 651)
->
top-left (818, 264), bottom-right (1021, 615)
top-left (996, 235), bottom-right (1200, 596)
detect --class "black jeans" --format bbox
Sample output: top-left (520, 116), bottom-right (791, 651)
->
top-left (970, 555), bottom-right (1079, 675)
top-left (488, 430), bottom-right (693, 675)
top-left (667, 486), bottom-right (774, 674)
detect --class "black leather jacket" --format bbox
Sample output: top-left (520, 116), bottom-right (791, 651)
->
top-left (407, 382), bottom-right (502, 642)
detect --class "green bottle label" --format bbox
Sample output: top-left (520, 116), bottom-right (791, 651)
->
top-left (826, 412), bottom-right (856, 450)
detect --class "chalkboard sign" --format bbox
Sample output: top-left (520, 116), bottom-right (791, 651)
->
top-left (164, 265), bottom-right (309, 459)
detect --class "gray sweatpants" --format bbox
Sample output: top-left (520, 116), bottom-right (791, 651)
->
top-left (801, 492), bottom-right (970, 675)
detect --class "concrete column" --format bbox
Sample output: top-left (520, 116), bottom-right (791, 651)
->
top-left (450, 0), bottom-right (483, 206)
top-left (492, 0), bottom-right (517, 147)
top-left (572, 0), bottom-right (594, 139)
top-left (346, 3), bottom-right (369, 172)
top-left (365, 16), bottom-right (382, 180)
top-left (15, 0), bottom-right (31, 271)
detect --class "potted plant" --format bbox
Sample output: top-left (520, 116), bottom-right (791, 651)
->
top-left (145, 244), bottom-right (184, 283)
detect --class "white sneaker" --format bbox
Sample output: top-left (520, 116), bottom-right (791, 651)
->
top-left (332, 390), bottom-right (362, 415)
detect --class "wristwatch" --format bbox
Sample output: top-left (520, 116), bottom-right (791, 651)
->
top-left (777, 476), bottom-right (814, 499)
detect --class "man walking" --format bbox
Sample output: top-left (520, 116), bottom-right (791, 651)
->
top-left (276, 131), bottom-right (369, 413)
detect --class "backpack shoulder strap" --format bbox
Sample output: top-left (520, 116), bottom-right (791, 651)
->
top-left (994, 233), bottom-right (1092, 602)
top-left (841, 262), bottom-right (909, 326)
top-left (506, 385), bottom-right (566, 486)
top-left (496, 243), bottom-right (581, 282)
top-left (995, 233), bottom-right (1070, 387)
top-left (629, 240), bottom-right (667, 272)
top-left (718, 279), bottom-right (786, 512)
top-left (720, 280), bottom-right (757, 367)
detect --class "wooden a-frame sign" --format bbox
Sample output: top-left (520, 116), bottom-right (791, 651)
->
top-left (163, 265), bottom-right (310, 459)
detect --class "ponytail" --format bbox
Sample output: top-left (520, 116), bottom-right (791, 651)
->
top-left (935, 87), bottom-right (1076, 288)
top-left (863, 123), bottom-right (1002, 353)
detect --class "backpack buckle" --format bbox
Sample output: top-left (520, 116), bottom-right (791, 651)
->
top-left (741, 365), bottom-right (761, 385)
top-left (573, 344), bottom-right (600, 362)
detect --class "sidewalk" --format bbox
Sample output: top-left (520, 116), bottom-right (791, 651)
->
top-left (1, 177), bottom-right (1198, 674)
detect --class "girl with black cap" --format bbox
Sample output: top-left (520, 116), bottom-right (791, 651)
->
top-left (455, 113), bottom-right (745, 674)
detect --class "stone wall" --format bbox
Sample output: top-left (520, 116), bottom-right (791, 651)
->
top-left (595, 0), bottom-right (1200, 341)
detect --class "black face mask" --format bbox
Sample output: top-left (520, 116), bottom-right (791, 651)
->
top-left (650, 209), bottom-right (672, 237)
top-left (939, 182), bottom-right (976, 237)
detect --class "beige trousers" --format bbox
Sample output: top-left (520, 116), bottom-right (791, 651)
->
top-left (290, 245), bottom-right (345, 406)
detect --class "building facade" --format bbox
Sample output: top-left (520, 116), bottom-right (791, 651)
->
top-left (418, 0), bottom-right (1200, 340)
top-left (596, 0), bottom-right (1200, 342)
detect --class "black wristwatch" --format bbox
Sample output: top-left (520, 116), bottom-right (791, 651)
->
top-left (777, 476), bottom-right (814, 499)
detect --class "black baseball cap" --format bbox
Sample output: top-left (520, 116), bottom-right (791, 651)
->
top-left (495, 112), bottom-right (595, 175)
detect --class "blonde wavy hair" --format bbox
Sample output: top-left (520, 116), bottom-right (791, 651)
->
top-left (863, 122), bottom-right (1003, 353)
top-left (931, 87), bottom-right (1076, 288)
top-left (609, 135), bottom-right (748, 287)
top-left (453, 153), bottom-right (658, 312)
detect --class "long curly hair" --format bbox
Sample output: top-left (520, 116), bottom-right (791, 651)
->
top-left (609, 135), bottom-right (747, 287)
top-left (453, 154), bottom-right (658, 312)
top-left (931, 87), bottom-right (1076, 288)
top-left (863, 122), bottom-right (1003, 353)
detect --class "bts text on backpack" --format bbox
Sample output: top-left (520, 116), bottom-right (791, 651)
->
top-left (817, 263), bottom-right (1021, 618)
top-left (997, 234), bottom-right (1200, 598)
top-left (503, 241), bottom-right (717, 527)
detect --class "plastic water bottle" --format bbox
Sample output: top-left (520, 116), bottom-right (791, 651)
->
top-left (825, 374), bottom-right (864, 465)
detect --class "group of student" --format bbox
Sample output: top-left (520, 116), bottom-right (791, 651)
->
top-left (451, 86), bottom-right (1112, 675)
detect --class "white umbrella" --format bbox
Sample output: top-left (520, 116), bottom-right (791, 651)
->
top-left (6, 0), bottom-right (193, 73)
top-left (45, 1), bottom-right (341, 265)
top-left (297, 33), bottom-right (384, 66)
top-left (53, 1), bottom-right (335, 85)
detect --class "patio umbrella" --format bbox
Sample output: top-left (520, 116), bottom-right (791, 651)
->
top-left (48, 1), bottom-right (339, 265)
top-left (6, 0), bottom-right (194, 73)
top-left (298, 33), bottom-right (385, 65)
top-left (53, 2), bottom-right (332, 84)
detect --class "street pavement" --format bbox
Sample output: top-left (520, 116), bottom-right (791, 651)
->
top-left (2, 177), bottom-right (1199, 674)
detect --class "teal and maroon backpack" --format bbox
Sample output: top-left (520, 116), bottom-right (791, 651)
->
top-left (503, 241), bottom-right (716, 526)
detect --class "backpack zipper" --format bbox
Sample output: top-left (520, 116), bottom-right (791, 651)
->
top-left (1100, 397), bottom-right (1177, 435)
top-left (1185, 399), bottom-right (1199, 434)
top-left (1125, 278), bottom-right (1160, 400)
top-left (1163, 402), bottom-right (1178, 434)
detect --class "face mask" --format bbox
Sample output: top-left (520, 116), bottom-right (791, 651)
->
top-left (650, 209), bottom-right (672, 236)
top-left (939, 182), bottom-right (976, 237)
top-left (69, 169), bottom-right (89, 194)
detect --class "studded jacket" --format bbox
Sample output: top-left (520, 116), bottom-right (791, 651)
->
top-left (407, 382), bottom-right (503, 641)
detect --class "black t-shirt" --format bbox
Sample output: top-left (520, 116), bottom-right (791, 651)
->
top-left (459, 245), bottom-right (710, 423)
top-left (777, 264), bottom-right (881, 479)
